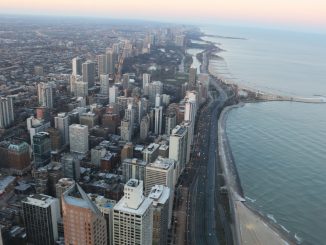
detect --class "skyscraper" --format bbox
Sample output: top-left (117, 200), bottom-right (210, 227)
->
top-left (113, 179), bottom-right (153, 245)
top-left (100, 74), bottom-right (110, 95)
top-left (72, 57), bottom-right (82, 75)
top-left (0, 96), bottom-right (14, 129)
top-left (140, 114), bottom-right (150, 141)
top-left (33, 132), bottom-right (51, 168)
top-left (62, 184), bottom-right (107, 245)
top-left (69, 124), bottom-right (88, 154)
top-left (120, 119), bottom-right (132, 142)
top-left (106, 49), bottom-right (116, 74)
top-left (82, 60), bottom-right (95, 87)
top-left (142, 73), bottom-right (151, 90)
top-left (154, 106), bottom-right (163, 135)
top-left (38, 82), bottom-right (53, 108)
top-left (54, 113), bottom-right (69, 146)
top-left (145, 157), bottom-right (175, 229)
top-left (148, 185), bottom-right (170, 245)
top-left (169, 125), bottom-right (188, 177)
top-left (148, 81), bottom-right (163, 106)
top-left (98, 54), bottom-right (108, 77)
top-left (165, 112), bottom-right (176, 135)
top-left (109, 85), bottom-right (118, 103)
top-left (70, 74), bottom-right (83, 95)
top-left (22, 194), bottom-right (60, 245)
top-left (61, 153), bottom-right (80, 180)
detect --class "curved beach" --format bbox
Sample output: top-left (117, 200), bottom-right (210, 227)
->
top-left (218, 104), bottom-right (296, 245)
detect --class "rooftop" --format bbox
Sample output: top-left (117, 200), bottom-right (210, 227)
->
top-left (148, 185), bottom-right (170, 206)
top-left (114, 195), bottom-right (152, 216)
top-left (23, 194), bottom-right (57, 208)
top-left (126, 179), bottom-right (140, 188)
top-left (148, 156), bottom-right (175, 170)
top-left (143, 143), bottom-right (159, 154)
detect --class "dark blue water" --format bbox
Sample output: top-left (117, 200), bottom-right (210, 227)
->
top-left (203, 25), bottom-right (326, 245)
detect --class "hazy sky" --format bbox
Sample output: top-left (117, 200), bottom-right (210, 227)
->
top-left (1, 0), bottom-right (326, 30)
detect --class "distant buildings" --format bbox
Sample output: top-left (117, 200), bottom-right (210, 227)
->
top-left (22, 194), bottom-right (60, 245)
top-left (142, 73), bottom-right (151, 90)
top-left (148, 81), bottom-right (163, 106)
top-left (37, 82), bottom-right (53, 108)
top-left (100, 74), bottom-right (110, 95)
top-left (113, 179), bottom-right (153, 245)
top-left (0, 96), bottom-right (14, 129)
top-left (72, 57), bottom-right (82, 75)
top-left (82, 60), bottom-right (95, 87)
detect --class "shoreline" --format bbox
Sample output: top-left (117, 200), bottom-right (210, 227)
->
top-left (218, 103), bottom-right (297, 245)
top-left (187, 33), bottom-right (305, 244)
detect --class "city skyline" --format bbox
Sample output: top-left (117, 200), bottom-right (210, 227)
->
top-left (1, 0), bottom-right (326, 32)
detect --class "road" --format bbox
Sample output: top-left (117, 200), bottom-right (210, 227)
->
top-left (189, 75), bottom-right (230, 245)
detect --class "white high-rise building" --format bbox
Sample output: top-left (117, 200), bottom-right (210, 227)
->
top-left (145, 157), bottom-right (175, 228)
top-left (82, 60), bottom-right (95, 87)
top-left (113, 179), bottom-right (153, 245)
top-left (109, 85), bottom-right (118, 103)
top-left (72, 57), bottom-right (82, 75)
top-left (0, 96), bottom-right (14, 129)
top-left (154, 106), bottom-right (163, 135)
top-left (155, 93), bottom-right (161, 107)
top-left (100, 74), bottom-right (110, 95)
top-left (69, 124), bottom-right (88, 154)
top-left (54, 112), bottom-right (69, 145)
top-left (38, 82), bottom-right (53, 108)
top-left (142, 73), bottom-right (151, 90)
top-left (169, 125), bottom-right (188, 177)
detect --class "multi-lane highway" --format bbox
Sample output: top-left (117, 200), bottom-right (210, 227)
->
top-left (188, 76), bottom-right (231, 245)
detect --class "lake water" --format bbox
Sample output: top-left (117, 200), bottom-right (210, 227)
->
top-left (203, 25), bottom-right (326, 245)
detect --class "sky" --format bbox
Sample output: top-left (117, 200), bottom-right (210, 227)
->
top-left (1, 0), bottom-right (326, 31)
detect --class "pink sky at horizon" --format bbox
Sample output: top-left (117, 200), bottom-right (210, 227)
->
top-left (1, 0), bottom-right (326, 29)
